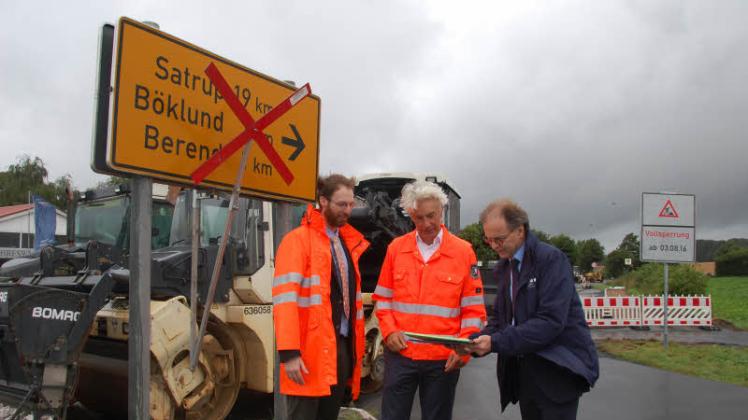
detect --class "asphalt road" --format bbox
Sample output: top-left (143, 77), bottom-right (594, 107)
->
top-left (355, 354), bottom-right (748, 420)
top-left (4, 352), bottom-right (746, 419)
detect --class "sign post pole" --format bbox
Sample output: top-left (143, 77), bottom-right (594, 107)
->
top-left (271, 202), bottom-right (296, 420)
top-left (191, 141), bottom-right (253, 370)
top-left (189, 189), bottom-right (201, 368)
top-left (663, 262), bottom-right (669, 350)
top-left (92, 18), bottom-right (321, 416)
top-left (640, 192), bottom-right (695, 350)
top-left (129, 175), bottom-right (152, 420)
top-left (128, 21), bottom-right (159, 419)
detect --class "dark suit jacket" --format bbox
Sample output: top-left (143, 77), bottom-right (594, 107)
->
top-left (478, 233), bottom-right (599, 410)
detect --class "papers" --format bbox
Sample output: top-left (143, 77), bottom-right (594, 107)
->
top-left (403, 332), bottom-right (473, 345)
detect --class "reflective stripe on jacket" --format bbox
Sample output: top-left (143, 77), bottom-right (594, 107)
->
top-left (272, 205), bottom-right (369, 398)
top-left (373, 226), bottom-right (486, 360)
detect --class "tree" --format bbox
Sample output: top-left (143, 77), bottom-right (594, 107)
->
top-left (715, 247), bottom-right (748, 276)
top-left (605, 250), bottom-right (627, 278)
top-left (458, 222), bottom-right (495, 261)
top-left (96, 175), bottom-right (131, 189)
top-left (617, 263), bottom-right (707, 295)
top-left (617, 233), bottom-right (639, 254)
top-left (696, 239), bottom-right (723, 262)
top-left (0, 155), bottom-right (69, 209)
top-left (605, 233), bottom-right (643, 278)
top-left (697, 238), bottom-right (748, 261)
top-left (531, 228), bottom-right (550, 243)
top-left (549, 234), bottom-right (577, 265)
top-left (576, 238), bottom-right (604, 272)
top-left (714, 240), bottom-right (747, 260)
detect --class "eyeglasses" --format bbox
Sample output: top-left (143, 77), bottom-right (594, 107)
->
top-left (483, 230), bottom-right (514, 246)
top-left (331, 200), bottom-right (355, 209)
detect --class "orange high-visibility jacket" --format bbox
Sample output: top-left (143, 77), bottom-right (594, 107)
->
top-left (373, 227), bottom-right (486, 361)
top-left (273, 205), bottom-right (370, 398)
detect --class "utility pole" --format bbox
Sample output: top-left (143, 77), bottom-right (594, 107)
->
top-left (128, 20), bottom-right (158, 420)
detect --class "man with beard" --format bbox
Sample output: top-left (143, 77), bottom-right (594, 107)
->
top-left (373, 180), bottom-right (486, 420)
top-left (273, 174), bottom-right (370, 420)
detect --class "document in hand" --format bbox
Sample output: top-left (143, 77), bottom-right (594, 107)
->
top-left (403, 332), bottom-right (473, 345)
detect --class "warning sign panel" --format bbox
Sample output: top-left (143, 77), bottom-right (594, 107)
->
top-left (108, 17), bottom-right (320, 202)
top-left (641, 192), bottom-right (695, 263)
top-left (658, 199), bottom-right (679, 218)
top-left (642, 193), bottom-right (694, 227)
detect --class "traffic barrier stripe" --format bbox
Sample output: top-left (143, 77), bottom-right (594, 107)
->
top-left (641, 295), bottom-right (712, 327)
top-left (582, 294), bottom-right (712, 328)
top-left (583, 297), bottom-right (641, 327)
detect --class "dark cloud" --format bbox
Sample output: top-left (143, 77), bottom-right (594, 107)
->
top-left (1, 1), bottom-right (747, 252)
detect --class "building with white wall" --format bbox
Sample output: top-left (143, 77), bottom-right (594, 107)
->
top-left (0, 204), bottom-right (67, 260)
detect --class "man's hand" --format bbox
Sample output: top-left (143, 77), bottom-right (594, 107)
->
top-left (453, 342), bottom-right (473, 356)
top-left (284, 356), bottom-right (309, 385)
top-left (467, 334), bottom-right (492, 356)
top-left (444, 351), bottom-right (466, 372)
top-left (385, 331), bottom-right (408, 352)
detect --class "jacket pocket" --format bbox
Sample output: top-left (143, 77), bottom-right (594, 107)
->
top-left (393, 270), bottom-right (412, 299)
top-left (434, 271), bottom-right (462, 305)
top-left (436, 272), bottom-right (461, 285)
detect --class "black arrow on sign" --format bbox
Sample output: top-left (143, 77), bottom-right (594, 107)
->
top-left (281, 124), bottom-right (305, 161)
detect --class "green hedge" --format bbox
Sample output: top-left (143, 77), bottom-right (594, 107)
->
top-left (716, 248), bottom-right (748, 276)
top-left (614, 263), bottom-right (708, 295)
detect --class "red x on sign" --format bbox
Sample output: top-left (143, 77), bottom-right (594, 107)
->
top-left (191, 62), bottom-right (311, 186)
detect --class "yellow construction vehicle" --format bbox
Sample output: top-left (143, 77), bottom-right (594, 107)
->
top-left (583, 270), bottom-right (603, 283)
top-left (0, 187), bottom-right (284, 418)
top-left (0, 173), bottom-right (460, 418)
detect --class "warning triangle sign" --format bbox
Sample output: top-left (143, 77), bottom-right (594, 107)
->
top-left (658, 199), bottom-right (679, 218)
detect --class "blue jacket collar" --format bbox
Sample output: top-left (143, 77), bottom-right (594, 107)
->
top-left (513, 244), bottom-right (526, 269)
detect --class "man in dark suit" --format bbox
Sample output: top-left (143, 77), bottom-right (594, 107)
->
top-left (461, 198), bottom-right (599, 420)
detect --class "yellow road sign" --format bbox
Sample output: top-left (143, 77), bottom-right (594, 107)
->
top-left (109, 17), bottom-right (320, 202)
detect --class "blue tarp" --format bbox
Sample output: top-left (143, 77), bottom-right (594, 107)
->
top-left (33, 195), bottom-right (56, 250)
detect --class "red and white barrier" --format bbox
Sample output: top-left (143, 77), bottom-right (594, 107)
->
top-left (582, 297), bottom-right (642, 327)
top-left (641, 295), bottom-right (712, 327)
top-left (582, 294), bottom-right (712, 328)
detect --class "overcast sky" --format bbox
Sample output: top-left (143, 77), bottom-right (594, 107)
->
top-left (2, 0), bottom-right (747, 252)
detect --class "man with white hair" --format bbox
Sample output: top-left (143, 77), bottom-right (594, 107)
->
top-left (373, 180), bottom-right (486, 420)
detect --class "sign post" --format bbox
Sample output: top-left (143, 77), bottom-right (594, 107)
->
top-left (91, 17), bottom-right (320, 418)
top-left (641, 192), bottom-right (696, 350)
top-left (129, 175), bottom-right (152, 419)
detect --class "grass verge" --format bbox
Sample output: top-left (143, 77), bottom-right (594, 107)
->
top-left (597, 339), bottom-right (748, 388)
top-left (708, 276), bottom-right (748, 330)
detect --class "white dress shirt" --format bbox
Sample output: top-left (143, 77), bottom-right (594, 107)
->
top-left (416, 228), bottom-right (444, 262)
